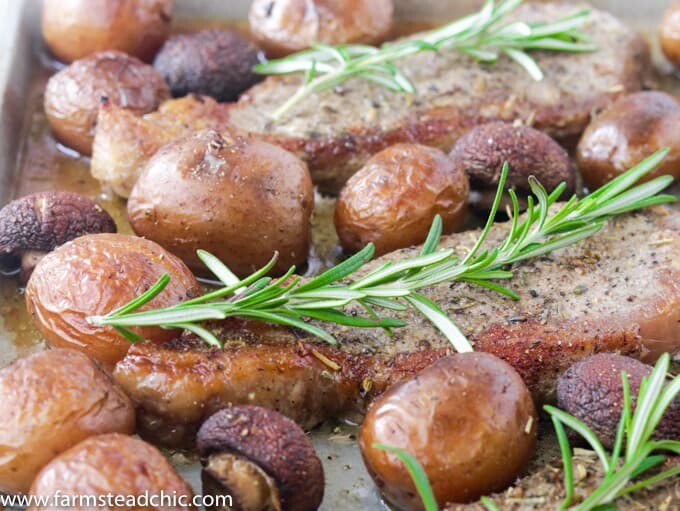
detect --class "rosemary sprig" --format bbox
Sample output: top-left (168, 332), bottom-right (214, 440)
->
top-left (88, 148), bottom-right (674, 351)
top-left (543, 353), bottom-right (680, 510)
top-left (383, 355), bottom-right (679, 511)
top-left (254, 0), bottom-right (597, 119)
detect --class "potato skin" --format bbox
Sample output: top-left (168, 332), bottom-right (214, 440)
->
top-left (249, 0), bottom-right (394, 56)
top-left (127, 130), bottom-right (314, 277)
top-left (576, 91), bottom-right (680, 190)
top-left (360, 353), bottom-right (537, 509)
top-left (44, 51), bottom-right (169, 156)
top-left (25, 233), bottom-right (200, 369)
top-left (42, 0), bottom-right (173, 63)
top-left (661, 1), bottom-right (680, 67)
top-left (153, 30), bottom-right (262, 102)
top-left (29, 434), bottom-right (193, 510)
top-left (335, 143), bottom-right (468, 256)
top-left (0, 349), bottom-right (134, 495)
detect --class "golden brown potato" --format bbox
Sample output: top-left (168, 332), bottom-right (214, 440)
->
top-left (249, 0), bottom-right (394, 56)
top-left (42, 0), bottom-right (173, 63)
top-left (360, 353), bottom-right (537, 509)
top-left (576, 91), bottom-right (680, 190)
top-left (661, 0), bottom-right (680, 67)
top-left (29, 434), bottom-right (193, 510)
top-left (0, 349), bottom-right (134, 495)
top-left (44, 51), bottom-right (170, 156)
top-left (127, 130), bottom-right (314, 277)
top-left (335, 143), bottom-right (469, 256)
top-left (25, 233), bottom-right (201, 369)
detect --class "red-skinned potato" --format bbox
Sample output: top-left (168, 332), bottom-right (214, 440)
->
top-left (360, 353), bottom-right (537, 509)
top-left (249, 0), bottom-right (394, 56)
top-left (335, 143), bottom-right (469, 256)
top-left (41, 0), bottom-right (173, 63)
top-left (661, 0), bottom-right (680, 67)
top-left (0, 349), bottom-right (134, 495)
top-left (127, 130), bottom-right (314, 277)
top-left (44, 51), bottom-right (170, 156)
top-left (25, 233), bottom-right (200, 369)
top-left (29, 434), bottom-right (193, 510)
top-left (576, 91), bottom-right (680, 190)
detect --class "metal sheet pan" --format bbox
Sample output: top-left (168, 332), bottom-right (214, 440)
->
top-left (0, 1), bottom-right (674, 509)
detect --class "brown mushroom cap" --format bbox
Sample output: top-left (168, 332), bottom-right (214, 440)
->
top-left (450, 121), bottom-right (575, 210)
top-left (153, 29), bottom-right (262, 102)
top-left (556, 354), bottom-right (680, 449)
top-left (197, 406), bottom-right (324, 511)
top-left (0, 191), bottom-right (116, 280)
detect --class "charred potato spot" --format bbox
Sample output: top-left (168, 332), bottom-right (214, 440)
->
top-left (41, 0), bottom-right (173, 63)
top-left (25, 233), bottom-right (200, 369)
top-left (197, 406), bottom-right (324, 511)
top-left (127, 130), bottom-right (314, 278)
top-left (359, 353), bottom-right (537, 508)
top-left (0, 191), bottom-right (116, 281)
top-left (249, 0), bottom-right (394, 56)
top-left (449, 122), bottom-right (575, 211)
top-left (661, 0), bottom-right (680, 67)
top-left (153, 29), bottom-right (263, 102)
top-left (556, 354), bottom-right (680, 449)
top-left (0, 349), bottom-right (134, 495)
top-left (29, 433), bottom-right (193, 510)
top-left (334, 143), bottom-right (469, 256)
top-left (44, 50), bottom-right (170, 156)
top-left (576, 91), bottom-right (680, 190)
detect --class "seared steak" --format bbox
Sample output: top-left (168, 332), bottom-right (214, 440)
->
top-left (226, 2), bottom-right (649, 193)
top-left (113, 207), bottom-right (680, 446)
top-left (90, 3), bottom-right (648, 197)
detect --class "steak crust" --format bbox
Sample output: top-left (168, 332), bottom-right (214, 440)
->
top-left (114, 207), bottom-right (680, 447)
top-left (90, 3), bottom-right (649, 197)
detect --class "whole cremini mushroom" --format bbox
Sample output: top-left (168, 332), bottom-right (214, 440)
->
top-left (557, 354), bottom-right (680, 449)
top-left (360, 353), bottom-right (537, 509)
top-left (576, 91), bottom-right (680, 190)
top-left (249, 0), bottom-right (394, 57)
top-left (29, 434), bottom-right (193, 510)
top-left (660, 0), bottom-right (680, 67)
top-left (127, 130), bottom-right (314, 277)
top-left (449, 122), bottom-right (575, 210)
top-left (42, 0), bottom-right (173, 63)
top-left (0, 349), bottom-right (134, 494)
top-left (153, 29), bottom-right (262, 102)
top-left (44, 50), bottom-right (170, 155)
top-left (197, 406), bottom-right (324, 511)
top-left (25, 233), bottom-right (201, 369)
top-left (0, 191), bottom-right (116, 282)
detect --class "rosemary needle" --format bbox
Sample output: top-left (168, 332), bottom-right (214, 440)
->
top-left (89, 148), bottom-right (675, 351)
top-left (254, 0), bottom-right (597, 119)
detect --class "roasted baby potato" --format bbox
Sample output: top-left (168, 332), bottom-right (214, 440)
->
top-left (661, 0), bottom-right (680, 67)
top-left (44, 51), bottom-right (169, 156)
top-left (42, 0), bottom-right (173, 63)
top-left (29, 434), bottom-right (193, 510)
top-left (153, 29), bottom-right (262, 102)
top-left (360, 353), bottom-right (537, 509)
top-left (25, 233), bottom-right (201, 369)
top-left (0, 349), bottom-right (134, 495)
top-left (335, 143), bottom-right (469, 256)
top-left (127, 130), bottom-right (314, 277)
top-left (576, 91), bottom-right (680, 190)
top-left (249, 0), bottom-right (394, 56)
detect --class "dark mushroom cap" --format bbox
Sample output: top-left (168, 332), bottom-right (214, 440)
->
top-left (450, 121), bottom-right (575, 210)
top-left (153, 29), bottom-right (262, 102)
top-left (0, 191), bottom-right (116, 277)
top-left (197, 406), bottom-right (324, 511)
top-left (557, 354), bottom-right (680, 448)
